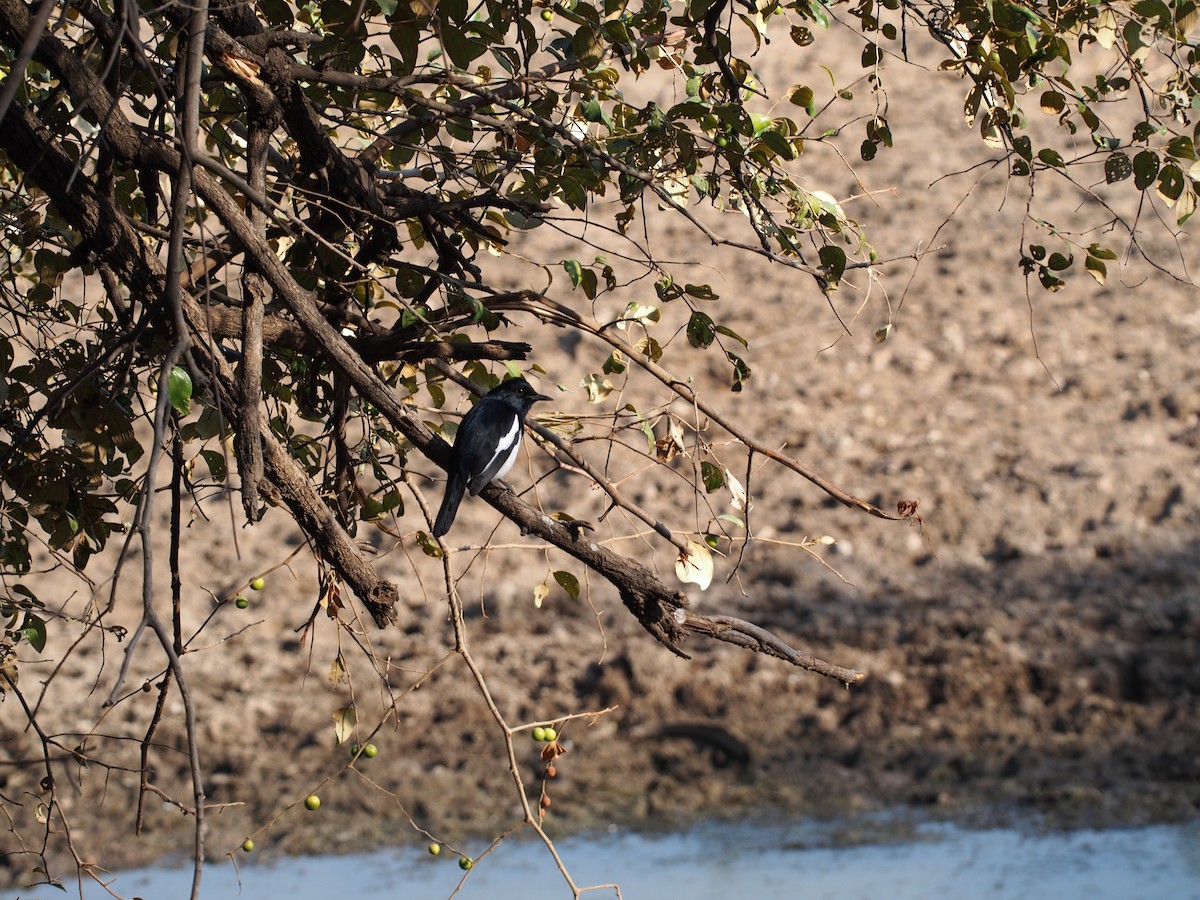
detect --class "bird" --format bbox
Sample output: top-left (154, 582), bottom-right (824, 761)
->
top-left (432, 377), bottom-right (551, 537)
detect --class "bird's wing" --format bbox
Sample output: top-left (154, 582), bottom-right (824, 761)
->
top-left (457, 402), bottom-right (522, 495)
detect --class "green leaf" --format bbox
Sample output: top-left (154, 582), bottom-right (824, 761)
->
top-left (807, 0), bottom-right (829, 29)
top-left (562, 258), bottom-right (583, 287)
top-left (1085, 254), bottom-right (1108, 285)
top-left (168, 366), bottom-right (192, 415)
top-left (1156, 164), bottom-right (1184, 202)
top-left (1131, 0), bottom-right (1171, 24)
top-left (572, 25), bottom-right (604, 69)
top-left (201, 449), bottom-right (228, 482)
top-left (636, 337), bottom-right (663, 361)
top-left (1166, 136), bottom-right (1195, 160)
top-left (1132, 121), bottom-right (1156, 142)
top-left (1133, 150), bottom-right (1160, 190)
top-left (602, 350), bottom-right (626, 374)
top-left (760, 130), bottom-right (795, 159)
top-left (553, 570), bottom-right (580, 598)
top-left (1047, 252), bottom-right (1073, 271)
top-left (1038, 266), bottom-right (1065, 291)
top-left (635, 411), bottom-right (656, 454)
top-left (683, 283), bottom-right (719, 301)
top-left (687, 311), bottom-right (716, 349)
top-left (818, 245), bottom-right (847, 283)
top-left (867, 117), bottom-right (892, 147)
top-left (714, 324), bottom-right (748, 347)
top-left (1078, 103), bottom-right (1100, 133)
top-left (788, 85), bottom-right (816, 115)
top-left (1039, 90), bottom-right (1065, 114)
top-left (1087, 242), bottom-right (1118, 260)
top-left (443, 27), bottom-right (486, 68)
top-left (701, 461), bottom-right (725, 493)
top-left (1105, 151), bottom-right (1132, 183)
top-left (725, 350), bottom-right (751, 392)
top-left (416, 531), bottom-right (444, 557)
top-left (580, 268), bottom-right (599, 300)
top-left (749, 113), bottom-right (774, 137)
top-left (374, 0), bottom-right (398, 13)
top-left (19, 613), bottom-right (47, 653)
top-left (1037, 148), bottom-right (1065, 168)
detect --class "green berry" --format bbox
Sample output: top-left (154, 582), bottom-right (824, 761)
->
top-left (540, 7), bottom-right (554, 19)
top-left (543, 726), bottom-right (557, 742)
top-left (350, 744), bottom-right (360, 756)
top-left (235, 596), bottom-right (249, 609)
top-left (249, 576), bottom-right (265, 591)
top-left (363, 743), bottom-right (378, 759)
top-left (428, 842), bottom-right (441, 856)
top-left (304, 794), bottom-right (321, 811)
top-left (458, 856), bottom-right (473, 871)
top-left (242, 839), bottom-right (255, 852)
top-left (532, 726), bottom-right (546, 742)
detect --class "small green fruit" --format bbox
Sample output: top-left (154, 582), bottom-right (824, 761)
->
top-left (242, 839), bottom-right (255, 852)
top-left (363, 743), bottom-right (378, 758)
top-left (543, 726), bottom-right (558, 742)
top-left (540, 7), bottom-right (554, 19)
top-left (304, 794), bottom-right (321, 811)
top-left (458, 856), bottom-right (473, 871)
top-left (250, 576), bottom-right (265, 591)
top-left (235, 596), bottom-right (249, 609)
top-left (428, 842), bottom-right (441, 856)
top-left (350, 744), bottom-right (360, 756)
top-left (532, 726), bottom-right (546, 742)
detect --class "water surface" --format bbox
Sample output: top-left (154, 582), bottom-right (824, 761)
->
top-left (6, 817), bottom-right (1198, 899)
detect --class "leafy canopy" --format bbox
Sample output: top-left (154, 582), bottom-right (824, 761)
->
top-left (0, 0), bottom-right (1197, 660)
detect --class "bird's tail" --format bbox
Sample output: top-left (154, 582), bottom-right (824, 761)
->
top-left (432, 470), bottom-right (466, 537)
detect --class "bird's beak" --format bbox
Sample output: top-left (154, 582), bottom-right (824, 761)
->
top-left (533, 391), bottom-right (552, 403)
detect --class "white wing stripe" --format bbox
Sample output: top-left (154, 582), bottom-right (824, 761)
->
top-left (480, 417), bottom-right (520, 481)
top-left (493, 440), bottom-right (521, 483)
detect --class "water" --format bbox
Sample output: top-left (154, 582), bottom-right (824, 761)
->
top-left (5, 818), bottom-right (1199, 899)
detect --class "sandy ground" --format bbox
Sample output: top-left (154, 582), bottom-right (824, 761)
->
top-left (3, 17), bottom-right (1199, 890)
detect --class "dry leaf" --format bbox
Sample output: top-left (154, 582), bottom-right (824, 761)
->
top-left (675, 539), bottom-right (714, 590)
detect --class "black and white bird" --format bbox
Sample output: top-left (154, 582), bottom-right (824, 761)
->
top-left (432, 377), bottom-right (551, 537)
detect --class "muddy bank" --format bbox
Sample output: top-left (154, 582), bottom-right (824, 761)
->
top-left (3, 529), bottom-right (1199, 886)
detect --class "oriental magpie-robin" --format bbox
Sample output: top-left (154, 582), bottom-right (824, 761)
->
top-left (432, 377), bottom-right (551, 537)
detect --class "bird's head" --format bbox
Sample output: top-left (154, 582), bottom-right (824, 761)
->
top-left (490, 376), bottom-right (552, 412)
